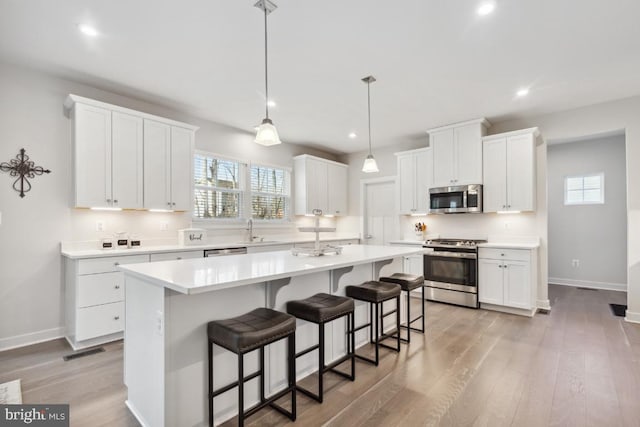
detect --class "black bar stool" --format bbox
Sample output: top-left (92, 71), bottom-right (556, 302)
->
top-left (286, 293), bottom-right (355, 403)
top-left (379, 273), bottom-right (426, 343)
top-left (207, 307), bottom-right (296, 427)
top-left (345, 281), bottom-right (402, 366)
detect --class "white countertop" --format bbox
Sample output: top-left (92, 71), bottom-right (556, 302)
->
top-left (388, 240), bottom-right (425, 246)
top-left (118, 244), bottom-right (422, 295)
top-left (61, 234), bottom-right (360, 259)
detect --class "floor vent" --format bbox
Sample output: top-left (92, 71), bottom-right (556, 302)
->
top-left (577, 287), bottom-right (598, 291)
top-left (63, 347), bottom-right (105, 361)
top-left (610, 304), bottom-right (627, 318)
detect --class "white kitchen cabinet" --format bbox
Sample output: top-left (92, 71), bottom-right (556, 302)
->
top-left (395, 147), bottom-right (433, 214)
top-left (65, 254), bottom-right (149, 350)
top-left (427, 118), bottom-right (490, 188)
top-left (149, 250), bottom-right (203, 262)
top-left (143, 120), bottom-right (195, 211)
top-left (478, 247), bottom-right (538, 316)
top-left (294, 155), bottom-right (348, 216)
top-left (247, 243), bottom-right (294, 253)
top-left (482, 128), bottom-right (538, 213)
top-left (72, 103), bottom-right (142, 208)
top-left (65, 94), bottom-right (197, 211)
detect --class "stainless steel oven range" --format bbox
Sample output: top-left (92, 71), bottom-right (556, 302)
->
top-left (422, 238), bottom-right (487, 308)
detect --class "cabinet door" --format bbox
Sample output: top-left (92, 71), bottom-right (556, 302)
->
top-left (454, 124), bottom-right (483, 186)
top-left (143, 120), bottom-right (171, 210)
top-left (327, 163), bottom-right (347, 215)
top-left (503, 260), bottom-right (531, 309)
top-left (482, 138), bottom-right (507, 213)
top-left (506, 133), bottom-right (535, 212)
top-left (307, 158), bottom-right (328, 214)
top-left (74, 103), bottom-right (112, 208)
top-left (397, 154), bottom-right (416, 214)
top-left (415, 149), bottom-right (433, 213)
top-left (111, 112), bottom-right (143, 209)
top-left (403, 254), bottom-right (424, 276)
top-left (431, 129), bottom-right (455, 187)
top-left (478, 259), bottom-right (504, 305)
top-left (170, 126), bottom-right (194, 211)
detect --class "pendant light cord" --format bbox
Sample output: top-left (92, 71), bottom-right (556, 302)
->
top-left (367, 81), bottom-right (372, 155)
top-left (264, 6), bottom-right (270, 120)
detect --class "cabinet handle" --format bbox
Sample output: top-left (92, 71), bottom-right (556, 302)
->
top-left (114, 262), bottom-right (120, 266)
top-left (114, 285), bottom-right (120, 289)
top-left (507, 205), bottom-right (511, 208)
top-left (114, 316), bottom-right (120, 321)
top-left (501, 253), bottom-right (505, 256)
top-left (503, 205), bottom-right (506, 208)
top-left (167, 202), bottom-right (171, 206)
top-left (113, 199), bottom-right (118, 204)
top-left (177, 257), bottom-right (182, 260)
top-left (336, 210), bottom-right (340, 214)
top-left (106, 198), bottom-right (112, 203)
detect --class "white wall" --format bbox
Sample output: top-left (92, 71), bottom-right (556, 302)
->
top-left (547, 134), bottom-right (627, 290)
top-left (0, 61), bottom-right (338, 349)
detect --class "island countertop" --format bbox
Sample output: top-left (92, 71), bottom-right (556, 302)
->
top-left (118, 244), bottom-right (422, 295)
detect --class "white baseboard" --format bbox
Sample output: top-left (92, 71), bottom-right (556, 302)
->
top-left (549, 277), bottom-right (627, 292)
top-left (537, 299), bottom-right (551, 311)
top-left (0, 327), bottom-right (65, 352)
top-left (625, 310), bottom-right (640, 324)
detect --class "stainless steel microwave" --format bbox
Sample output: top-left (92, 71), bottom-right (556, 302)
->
top-left (429, 184), bottom-right (483, 214)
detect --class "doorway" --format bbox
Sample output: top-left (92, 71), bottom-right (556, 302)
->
top-left (360, 177), bottom-right (398, 245)
top-left (546, 130), bottom-right (628, 296)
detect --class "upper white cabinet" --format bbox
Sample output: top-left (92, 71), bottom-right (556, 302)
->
top-left (395, 147), bottom-right (433, 214)
top-left (482, 128), bottom-right (538, 213)
top-left (294, 155), bottom-right (348, 216)
top-left (427, 118), bottom-right (490, 188)
top-left (143, 121), bottom-right (194, 211)
top-left (70, 103), bottom-right (144, 209)
top-left (65, 95), bottom-right (197, 211)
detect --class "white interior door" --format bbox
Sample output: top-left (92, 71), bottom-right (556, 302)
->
top-left (362, 178), bottom-right (397, 245)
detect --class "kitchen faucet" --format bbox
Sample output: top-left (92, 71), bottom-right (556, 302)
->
top-left (246, 219), bottom-right (254, 242)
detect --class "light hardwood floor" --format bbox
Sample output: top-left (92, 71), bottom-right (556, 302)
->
top-left (1, 285), bottom-right (638, 426)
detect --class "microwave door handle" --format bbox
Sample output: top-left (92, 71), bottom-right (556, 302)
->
top-left (463, 191), bottom-right (468, 209)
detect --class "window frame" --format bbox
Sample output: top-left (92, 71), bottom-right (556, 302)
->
top-left (563, 172), bottom-right (605, 206)
top-left (192, 151), bottom-right (292, 224)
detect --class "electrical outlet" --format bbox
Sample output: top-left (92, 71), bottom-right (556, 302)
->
top-left (156, 310), bottom-right (164, 336)
top-left (572, 259), bottom-right (580, 268)
top-left (160, 222), bottom-right (169, 231)
top-left (96, 221), bottom-right (104, 232)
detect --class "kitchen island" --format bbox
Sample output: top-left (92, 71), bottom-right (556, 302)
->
top-left (119, 244), bottom-right (423, 427)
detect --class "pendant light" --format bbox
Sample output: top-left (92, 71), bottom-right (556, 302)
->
top-left (361, 75), bottom-right (379, 173)
top-left (254, 0), bottom-right (281, 146)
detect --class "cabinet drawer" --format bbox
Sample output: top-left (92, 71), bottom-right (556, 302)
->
top-left (149, 250), bottom-right (203, 262)
top-left (78, 254), bottom-right (149, 275)
top-left (77, 272), bottom-right (124, 308)
top-left (479, 248), bottom-right (530, 262)
top-left (76, 302), bottom-right (124, 341)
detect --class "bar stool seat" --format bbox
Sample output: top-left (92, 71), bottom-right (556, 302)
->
top-left (207, 307), bottom-right (296, 427)
top-left (208, 307), bottom-right (296, 353)
top-left (346, 281), bottom-right (402, 366)
top-left (286, 293), bottom-right (355, 403)
top-left (287, 293), bottom-right (354, 323)
top-left (380, 273), bottom-right (426, 343)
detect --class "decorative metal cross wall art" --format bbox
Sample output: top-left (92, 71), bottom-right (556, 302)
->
top-left (0, 148), bottom-right (51, 198)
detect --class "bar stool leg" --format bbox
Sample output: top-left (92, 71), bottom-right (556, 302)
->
top-left (406, 290), bottom-right (411, 343)
top-left (350, 312), bottom-right (355, 379)
top-left (208, 341), bottom-right (213, 427)
top-left (369, 302), bottom-right (374, 344)
top-left (259, 347), bottom-right (265, 403)
top-left (396, 295), bottom-right (401, 350)
top-left (288, 332), bottom-right (297, 421)
top-left (318, 323), bottom-right (325, 403)
top-left (238, 353), bottom-right (244, 427)
top-left (374, 301), bottom-right (380, 366)
top-left (422, 285), bottom-right (426, 332)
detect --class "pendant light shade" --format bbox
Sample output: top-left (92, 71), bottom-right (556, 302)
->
top-left (254, 0), bottom-right (281, 146)
top-left (361, 75), bottom-right (379, 173)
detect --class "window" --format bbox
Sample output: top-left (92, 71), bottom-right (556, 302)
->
top-left (193, 152), bottom-right (291, 222)
top-left (250, 164), bottom-right (290, 220)
top-left (193, 153), bottom-right (245, 219)
top-left (564, 173), bottom-right (604, 205)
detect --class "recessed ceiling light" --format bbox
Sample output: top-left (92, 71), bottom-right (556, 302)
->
top-left (267, 100), bottom-right (276, 108)
top-left (348, 132), bottom-right (357, 139)
top-left (516, 88), bottom-right (530, 97)
top-left (78, 24), bottom-right (99, 37)
top-left (477, 1), bottom-right (496, 16)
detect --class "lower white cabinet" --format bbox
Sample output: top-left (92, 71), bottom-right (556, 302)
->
top-left (65, 254), bottom-right (149, 350)
top-left (247, 244), bottom-right (294, 254)
top-left (478, 247), bottom-right (538, 316)
top-left (149, 250), bottom-right (203, 262)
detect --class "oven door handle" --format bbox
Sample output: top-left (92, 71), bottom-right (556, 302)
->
top-left (424, 252), bottom-right (477, 259)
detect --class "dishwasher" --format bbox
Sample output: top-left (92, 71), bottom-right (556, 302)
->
top-left (204, 247), bottom-right (248, 257)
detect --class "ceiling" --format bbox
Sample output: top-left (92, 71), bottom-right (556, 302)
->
top-left (1, 0), bottom-right (639, 154)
